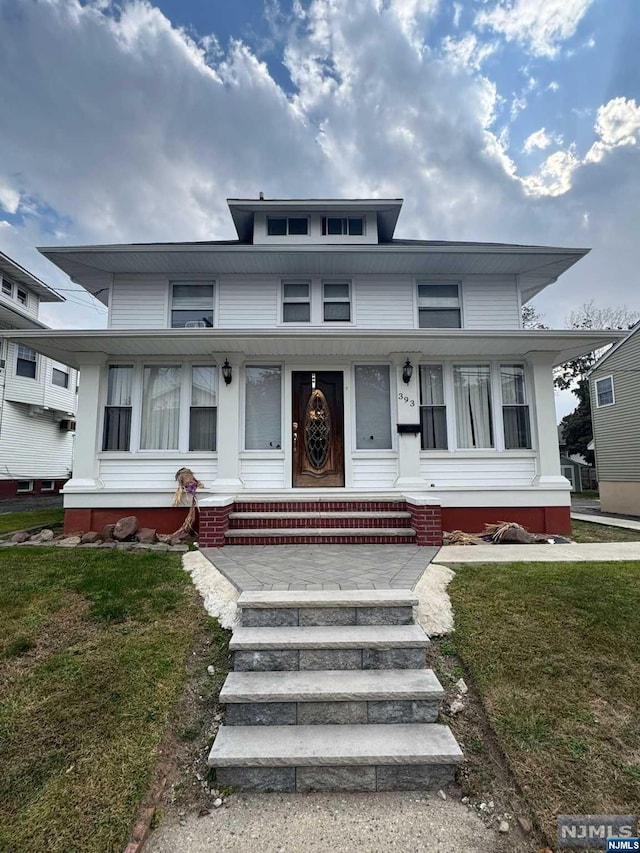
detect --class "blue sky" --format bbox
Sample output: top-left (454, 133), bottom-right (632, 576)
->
top-left (1, 0), bottom-right (640, 417)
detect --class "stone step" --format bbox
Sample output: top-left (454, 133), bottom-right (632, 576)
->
top-left (230, 624), bottom-right (429, 671)
top-left (238, 588), bottom-right (417, 628)
top-left (208, 723), bottom-right (463, 792)
top-left (230, 511), bottom-right (413, 519)
top-left (224, 527), bottom-right (417, 545)
top-left (221, 669), bottom-right (443, 725)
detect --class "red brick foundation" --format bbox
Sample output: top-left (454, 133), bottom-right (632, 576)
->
top-left (198, 503), bottom-right (234, 547)
top-left (441, 505), bottom-right (571, 536)
top-left (64, 507), bottom-right (194, 536)
top-left (406, 502), bottom-right (443, 546)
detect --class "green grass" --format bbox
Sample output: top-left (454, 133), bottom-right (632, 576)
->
top-left (573, 491), bottom-right (600, 500)
top-left (570, 519), bottom-right (640, 543)
top-left (0, 507), bottom-right (64, 536)
top-left (450, 561), bottom-right (640, 841)
top-left (0, 547), bottom-right (228, 853)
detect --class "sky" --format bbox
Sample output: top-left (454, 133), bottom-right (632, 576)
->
top-left (0, 0), bottom-right (639, 419)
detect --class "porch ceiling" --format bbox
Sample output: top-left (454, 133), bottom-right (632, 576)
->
top-left (0, 328), bottom-right (624, 369)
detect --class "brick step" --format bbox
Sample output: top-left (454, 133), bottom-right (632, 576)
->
top-left (228, 511), bottom-right (413, 530)
top-left (208, 723), bottom-right (463, 792)
top-left (221, 669), bottom-right (443, 725)
top-left (230, 624), bottom-right (429, 671)
top-left (233, 500), bottom-right (407, 513)
top-left (239, 588), bottom-right (416, 627)
top-left (225, 527), bottom-right (417, 546)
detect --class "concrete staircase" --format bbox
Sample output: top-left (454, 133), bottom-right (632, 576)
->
top-left (208, 589), bottom-right (463, 792)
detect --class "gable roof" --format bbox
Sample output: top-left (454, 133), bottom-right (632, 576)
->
top-left (0, 250), bottom-right (64, 303)
top-left (587, 319), bottom-right (640, 377)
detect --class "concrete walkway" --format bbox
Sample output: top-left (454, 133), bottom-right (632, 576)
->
top-left (571, 512), bottom-right (640, 532)
top-left (433, 542), bottom-right (640, 563)
top-left (201, 545), bottom-right (438, 590)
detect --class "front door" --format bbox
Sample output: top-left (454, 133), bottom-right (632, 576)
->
top-left (292, 371), bottom-right (344, 487)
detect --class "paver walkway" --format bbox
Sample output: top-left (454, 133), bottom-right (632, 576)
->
top-left (201, 544), bottom-right (438, 590)
top-left (571, 512), bottom-right (640, 532)
top-left (433, 542), bottom-right (640, 562)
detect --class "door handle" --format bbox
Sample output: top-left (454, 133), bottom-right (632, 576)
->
top-left (292, 422), bottom-right (298, 452)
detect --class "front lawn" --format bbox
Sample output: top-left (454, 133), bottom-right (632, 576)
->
top-left (0, 547), bottom-right (226, 853)
top-left (570, 519), bottom-right (640, 543)
top-left (449, 561), bottom-right (640, 843)
top-left (0, 507), bottom-right (64, 535)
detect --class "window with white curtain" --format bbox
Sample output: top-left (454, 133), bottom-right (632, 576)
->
top-left (190, 366), bottom-right (218, 451)
top-left (500, 364), bottom-right (531, 449)
top-left (354, 365), bottom-right (392, 449)
top-left (170, 282), bottom-right (214, 328)
top-left (245, 366), bottom-right (282, 449)
top-left (453, 365), bottom-right (494, 448)
top-left (140, 365), bottom-right (181, 450)
top-left (103, 365), bottom-right (133, 451)
top-left (419, 365), bottom-right (448, 449)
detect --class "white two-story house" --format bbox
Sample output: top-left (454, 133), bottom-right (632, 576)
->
top-left (0, 198), bottom-right (621, 543)
top-left (0, 251), bottom-right (77, 499)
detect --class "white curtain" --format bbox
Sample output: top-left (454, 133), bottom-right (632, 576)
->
top-left (245, 366), bottom-right (282, 449)
top-left (419, 364), bottom-right (447, 449)
top-left (140, 365), bottom-right (181, 450)
top-left (355, 365), bottom-right (392, 449)
top-left (190, 366), bottom-right (217, 451)
top-left (106, 365), bottom-right (133, 406)
top-left (454, 365), bottom-right (493, 448)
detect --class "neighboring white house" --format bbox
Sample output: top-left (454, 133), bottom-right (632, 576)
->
top-left (0, 198), bottom-right (622, 542)
top-left (0, 251), bottom-right (77, 499)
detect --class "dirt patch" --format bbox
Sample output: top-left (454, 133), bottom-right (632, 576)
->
top-left (429, 639), bottom-right (547, 852)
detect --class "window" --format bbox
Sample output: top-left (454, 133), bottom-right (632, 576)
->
top-left (1, 278), bottom-right (12, 296)
top-left (17, 480), bottom-right (34, 493)
top-left (323, 281), bottom-right (351, 322)
top-left (40, 480), bottom-right (55, 492)
top-left (140, 365), bottom-right (181, 450)
top-left (419, 365), bottom-right (447, 449)
top-left (321, 217), bottom-right (364, 236)
top-left (595, 375), bottom-right (615, 407)
top-left (500, 364), bottom-right (531, 449)
top-left (245, 366), bottom-right (282, 449)
top-left (170, 282), bottom-right (214, 328)
top-left (282, 282), bottom-right (311, 323)
top-left (17, 288), bottom-right (27, 306)
top-left (190, 366), bottom-right (217, 451)
top-left (267, 217), bottom-right (309, 236)
top-left (16, 345), bottom-right (37, 379)
top-left (453, 365), bottom-right (493, 448)
top-left (103, 365), bottom-right (133, 451)
top-left (417, 282), bottom-right (461, 328)
top-left (354, 365), bottom-right (392, 449)
top-left (52, 367), bottom-right (69, 388)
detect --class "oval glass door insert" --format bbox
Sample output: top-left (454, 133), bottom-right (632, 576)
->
top-left (304, 389), bottom-right (331, 469)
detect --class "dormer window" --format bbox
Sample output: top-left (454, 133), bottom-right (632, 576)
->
top-left (267, 217), bottom-right (309, 236)
top-left (322, 217), bottom-right (364, 236)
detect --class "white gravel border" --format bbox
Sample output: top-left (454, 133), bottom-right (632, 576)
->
top-left (413, 563), bottom-right (455, 636)
top-left (182, 551), bottom-right (239, 630)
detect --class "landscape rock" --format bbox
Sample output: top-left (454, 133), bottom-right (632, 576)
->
top-left (33, 528), bottom-right (55, 543)
top-left (101, 523), bottom-right (116, 541)
top-left (448, 698), bottom-right (465, 715)
top-left (517, 817), bottom-right (533, 834)
top-left (58, 536), bottom-right (82, 547)
top-left (437, 790), bottom-right (447, 801)
top-left (213, 798), bottom-right (223, 808)
top-left (81, 531), bottom-right (101, 544)
top-left (455, 678), bottom-right (468, 695)
top-left (498, 820), bottom-right (510, 834)
top-left (137, 527), bottom-right (157, 544)
top-left (11, 531), bottom-right (30, 543)
top-left (147, 542), bottom-right (169, 552)
top-left (113, 516), bottom-right (138, 541)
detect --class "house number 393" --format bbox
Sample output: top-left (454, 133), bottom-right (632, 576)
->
top-left (398, 393), bottom-right (415, 406)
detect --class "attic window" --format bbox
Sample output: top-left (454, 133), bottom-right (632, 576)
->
top-left (267, 217), bottom-right (309, 236)
top-left (321, 217), bottom-right (364, 236)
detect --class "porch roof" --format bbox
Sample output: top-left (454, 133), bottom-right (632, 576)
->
top-left (0, 328), bottom-right (624, 370)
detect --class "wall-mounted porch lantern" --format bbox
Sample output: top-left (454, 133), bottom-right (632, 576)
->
top-left (402, 358), bottom-right (414, 384)
top-left (222, 359), bottom-right (233, 385)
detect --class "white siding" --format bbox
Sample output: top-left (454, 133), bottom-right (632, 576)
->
top-left (419, 455), bottom-right (536, 487)
top-left (218, 279), bottom-right (279, 328)
top-left (43, 360), bottom-right (77, 413)
top-left (240, 457), bottom-right (286, 489)
top-left (355, 279), bottom-right (414, 328)
top-left (0, 402), bottom-right (74, 480)
top-left (110, 278), bottom-right (167, 329)
top-left (352, 456), bottom-right (398, 488)
top-left (99, 456), bottom-right (218, 490)
top-left (463, 281), bottom-right (520, 329)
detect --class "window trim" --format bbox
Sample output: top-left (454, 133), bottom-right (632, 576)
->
top-left (499, 363), bottom-right (532, 450)
top-left (17, 480), bottom-right (34, 493)
top-left (51, 367), bottom-right (70, 388)
top-left (418, 364), bottom-right (448, 450)
top-left (415, 279), bottom-right (463, 329)
top-left (16, 288), bottom-right (28, 306)
top-left (169, 280), bottom-right (216, 329)
top-left (594, 374), bottom-right (615, 408)
top-left (1, 277), bottom-right (13, 297)
top-left (243, 364), bottom-right (284, 451)
top-left (40, 480), bottom-right (55, 492)
top-left (281, 280), bottom-right (312, 324)
top-left (189, 364), bottom-right (219, 452)
top-left (322, 280), bottom-right (352, 324)
top-left (353, 363), bottom-right (394, 451)
top-left (16, 344), bottom-right (37, 380)
top-left (267, 216), bottom-right (310, 237)
top-left (321, 216), bottom-right (365, 237)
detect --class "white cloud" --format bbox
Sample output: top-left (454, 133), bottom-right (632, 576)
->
top-left (441, 33), bottom-right (496, 70)
top-left (521, 147), bottom-right (580, 196)
top-left (522, 127), bottom-right (564, 154)
top-left (547, 80), bottom-right (559, 92)
top-left (0, 181), bottom-right (20, 215)
top-left (476, 0), bottom-right (595, 58)
top-left (588, 96), bottom-right (640, 157)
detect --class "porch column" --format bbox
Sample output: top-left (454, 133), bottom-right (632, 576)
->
top-left (392, 352), bottom-right (427, 490)
top-left (213, 355), bottom-right (243, 490)
top-left (64, 355), bottom-right (106, 492)
top-left (529, 353), bottom-right (566, 486)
